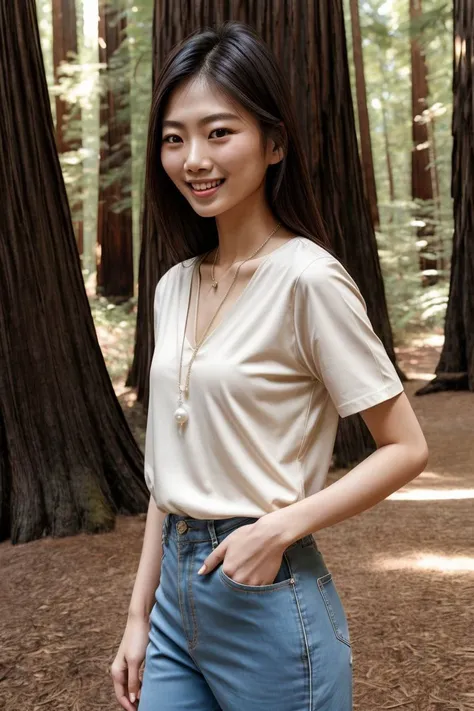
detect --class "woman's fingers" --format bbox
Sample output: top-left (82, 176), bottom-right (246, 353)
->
top-left (111, 658), bottom-right (137, 711)
top-left (127, 658), bottom-right (142, 705)
top-left (198, 539), bottom-right (228, 574)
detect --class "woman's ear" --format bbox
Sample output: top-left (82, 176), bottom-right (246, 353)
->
top-left (271, 143), bottom-right (285, 164)
top-left (271, 121), bottom-right (287, 163)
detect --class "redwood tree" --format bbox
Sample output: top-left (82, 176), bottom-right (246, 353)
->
top-left (350, 0), bottom-right (380, 229)
top-left (52, 0), bottom-right (83, 254)
top-left (410, 0), bottom-right (441, 282)
top-left (97, 0), bottom-right (134, 298)
top-left (417, 0), bottom-right (474, 395)
top-left (130, 0), bottom-right (402, 466)
top-left (0, 0), bottom-right (148, 544)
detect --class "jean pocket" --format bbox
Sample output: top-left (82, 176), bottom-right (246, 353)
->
top-left (219, 553), bottom-right (294, 593)
top-left (317, 573), bottom-right (351, 647)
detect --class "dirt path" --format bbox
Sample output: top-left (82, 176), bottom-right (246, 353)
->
top-left (0, 340), bottom-right (473, 711)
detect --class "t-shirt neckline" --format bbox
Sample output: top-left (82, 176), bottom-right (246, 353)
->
top-left (183, 236), bottom-right (301, 351)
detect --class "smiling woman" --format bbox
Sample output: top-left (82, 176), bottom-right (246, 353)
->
top-left (158, 76), bottom-right (292, 234)
top-left (143, 23), bottom-right (329, 269)
top-left (111, 19), bottom-right (428, 711)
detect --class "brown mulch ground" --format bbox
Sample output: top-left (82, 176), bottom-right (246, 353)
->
top-left (1, 337), bottom-right (473, 711)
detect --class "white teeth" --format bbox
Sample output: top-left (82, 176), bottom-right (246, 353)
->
top-left (191, 179), bottom-right (223, 191)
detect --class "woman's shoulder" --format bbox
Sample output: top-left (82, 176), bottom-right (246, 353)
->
top-left (289, 237), bottom-right (346, 281)
top-left (290, 239), bottom-right (361, 304)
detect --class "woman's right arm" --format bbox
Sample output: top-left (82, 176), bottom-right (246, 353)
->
top-left (111, 496), bottom-right (166, 710)
top-left (128, 495), bottom-right (166, 619)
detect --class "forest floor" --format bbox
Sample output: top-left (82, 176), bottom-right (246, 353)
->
top-left (0, 321), bottom-right (473, 711)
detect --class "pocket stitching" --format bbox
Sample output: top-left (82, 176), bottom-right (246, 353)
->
top-left (218, 562), bottom-right (293, 594)
top-left (317, 574), bottom-right (351, 647)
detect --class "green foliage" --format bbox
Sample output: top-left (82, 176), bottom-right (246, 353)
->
top-left (376, 200), bottom-right (450, 341)
top-left (344, 0), bottom-right (453, 343)
top-left (88, 293), bottom-right (137, 382)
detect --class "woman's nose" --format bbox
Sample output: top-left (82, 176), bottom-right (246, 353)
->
top-left (184, 141), bottom-right (212, 172)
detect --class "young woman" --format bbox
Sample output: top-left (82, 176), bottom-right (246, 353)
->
top-left (111, 21), bottom-right (428, 711)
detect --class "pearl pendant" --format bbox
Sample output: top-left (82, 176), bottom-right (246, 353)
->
top-left (211, 281), bottom-right (218, 289)
top-left (174, 405), bottom-right (189, 425)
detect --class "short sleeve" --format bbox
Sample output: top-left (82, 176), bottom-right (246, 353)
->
top-left (293, 256), bottom-right (404, 417)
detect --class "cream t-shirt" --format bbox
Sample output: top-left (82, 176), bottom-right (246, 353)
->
top-left (144, 236), bottom-right (403, 519)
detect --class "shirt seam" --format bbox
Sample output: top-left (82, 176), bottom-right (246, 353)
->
top-left (291, 255), bottom-right (337, 378)
top-left (292, 255), bottom-right (392, 393)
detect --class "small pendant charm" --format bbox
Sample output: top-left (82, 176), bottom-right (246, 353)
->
top-left (174, 405), bottom-right (189, 425)
top-left (211, 281), bottom-right (218, 289)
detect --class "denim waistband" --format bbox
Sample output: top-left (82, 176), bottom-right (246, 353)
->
top-left (163, 514), bottom-right (258, 545)
top-left (162, 513), bottom-right (317, 552)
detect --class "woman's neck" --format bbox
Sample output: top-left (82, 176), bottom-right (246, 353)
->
top-left (213, 210), bottom-right (291, 266)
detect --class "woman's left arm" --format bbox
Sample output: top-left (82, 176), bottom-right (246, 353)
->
top-left (199, 390), bottom-right (428, 579)
top-left (261, 390), bottom-right (428, 545)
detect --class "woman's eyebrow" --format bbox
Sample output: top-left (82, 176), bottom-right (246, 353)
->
top-left (162, 112), bottom-right (241, 129)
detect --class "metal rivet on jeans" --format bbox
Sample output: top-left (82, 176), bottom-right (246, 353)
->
top-left (176, 520), bottom-right (188, 534)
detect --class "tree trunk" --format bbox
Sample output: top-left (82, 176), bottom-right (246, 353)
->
top-left (349, 0), bottom-right (380, 229)
top-left (52, 0), bottom-right (83, 255)
top-left (97, 0), bottom-right (134, 299)
top-left (130, 0), bottom-right (402, 466)
top-left (410, 0), bottom-right (441, 284)
top-left (417, 0), bottom-right (474, 395)
top-left (382, 98), bottom-right (396, 204)
top-left (0, 0), bottom-right (148, 544)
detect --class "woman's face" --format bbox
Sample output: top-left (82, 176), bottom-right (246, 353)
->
top-left (160, 77), bottom-right (283, 218)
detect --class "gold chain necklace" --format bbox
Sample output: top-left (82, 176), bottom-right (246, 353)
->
top-left (174, 223), bottom-right (282, 426)
top-left (209, 247), bottom-right (235, 289)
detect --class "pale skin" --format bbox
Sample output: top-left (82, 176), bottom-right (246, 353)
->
top-left (111, 75), bottom-right (429, 709)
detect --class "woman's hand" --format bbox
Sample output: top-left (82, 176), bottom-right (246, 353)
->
top-left (198, 519), bottom-right (289, 586)
top-left (111, 615), bottom-right (150, 710)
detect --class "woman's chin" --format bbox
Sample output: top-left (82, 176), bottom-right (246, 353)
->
top-left (189, 199), bottom-right (235, 219)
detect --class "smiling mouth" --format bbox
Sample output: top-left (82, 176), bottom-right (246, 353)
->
top-left (187, 179), bottom-right (226, 196)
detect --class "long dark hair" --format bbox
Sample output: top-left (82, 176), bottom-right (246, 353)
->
top-left (145, 20), bottom-right (330, 265)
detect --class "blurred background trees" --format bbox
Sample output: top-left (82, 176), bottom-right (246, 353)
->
top-left (37, 0), bottom-right (454, 332)
top-left (1, 0), bottom-right (467, 541)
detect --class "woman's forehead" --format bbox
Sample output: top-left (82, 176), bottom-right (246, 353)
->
top-left (164, 77), bottom-right (247, 123)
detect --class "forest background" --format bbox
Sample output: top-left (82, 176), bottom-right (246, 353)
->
top-left (37, 0), bottom-right (452, 367)
top-left (1, 1), bottom-right (472, 710)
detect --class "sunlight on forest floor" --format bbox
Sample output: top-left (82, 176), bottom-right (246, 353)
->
top-left (389, 487), bottom-right (474, 500)
top-left (376, 553), bottom-right (474, 573)
top-left (394, 331), bottom-right (444, 380)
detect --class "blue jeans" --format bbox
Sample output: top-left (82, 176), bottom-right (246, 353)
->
top-left (139, 514), bottom-right (352, 710)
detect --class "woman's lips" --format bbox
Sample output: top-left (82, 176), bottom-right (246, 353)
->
top-left (187, 179), bottom-right (225, 198)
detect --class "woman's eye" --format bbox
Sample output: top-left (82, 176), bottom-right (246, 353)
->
top-left (162, 135), bottom-right (181, 144)
top-left (209, 128), bottom-right (232, 139)
top-left (162, 128), bottom-right (232, 144)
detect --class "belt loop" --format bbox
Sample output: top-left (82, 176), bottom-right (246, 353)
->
top-left (207, 520), bottom-right (218, 549)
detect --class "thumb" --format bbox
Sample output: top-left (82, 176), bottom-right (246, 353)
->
top-left (127, 659), bottom-right (141, 704)
top-left (198, 540), bottom-right (227, 575)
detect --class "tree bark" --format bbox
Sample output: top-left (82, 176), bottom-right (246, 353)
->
top-left (0, 0), bottom-right (148, 544)
top-left (382, 97), bottom-right (396, 204)
top-left (410, 0), bottom-right (441, 283)
top-left (417, 0), bottom-right (474, 395)
top-left (130, 0), bottom-right (402, 466)
top-left (52, 0), bottom-right (83, 255)
top-left (97, 0), bottom-right (134, 299)
top-left (349, 0), bottom-right (380, 229)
